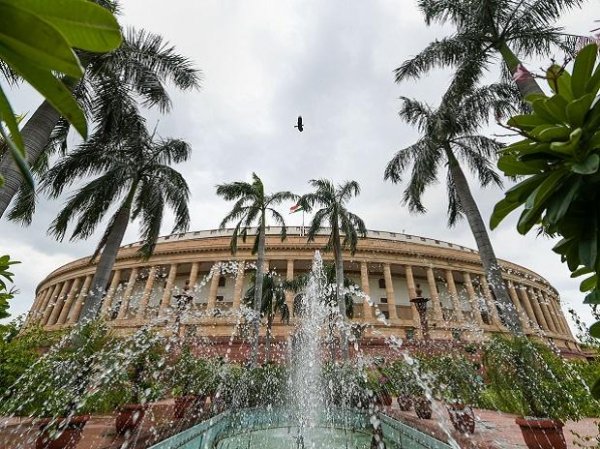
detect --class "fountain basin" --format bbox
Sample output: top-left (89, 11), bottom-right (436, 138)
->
top-left (148, 407), bottom-right (452, 449)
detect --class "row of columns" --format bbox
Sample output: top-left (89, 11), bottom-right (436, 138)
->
top-left (27, 260), bottom-right (573, 340)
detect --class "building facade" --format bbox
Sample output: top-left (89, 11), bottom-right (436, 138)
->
top-left (25, 228), bottom-right (579, 355)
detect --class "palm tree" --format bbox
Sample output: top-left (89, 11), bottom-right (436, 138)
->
top-left (243, 272), bottom-right (289, 363)
top-left (43, 113), bottom-right (191, 322)
top-left (383, 84), bottom-right (522, 333)
top-left (216, 173), bottom-right (297, 367)
top-left (298, 179), bottom-right (367, 359)
top-left (395, 0), bottom-right (583, 98)
top-left (0, 26), bottom-right (200, 219)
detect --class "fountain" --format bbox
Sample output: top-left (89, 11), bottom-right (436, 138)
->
top-left (146, 253), bottom-right (454, 449)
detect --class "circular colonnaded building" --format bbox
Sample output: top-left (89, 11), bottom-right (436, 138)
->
top-left (25, 227), bottom-right (580, 357)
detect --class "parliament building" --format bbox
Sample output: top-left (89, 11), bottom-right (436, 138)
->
top-left (25, 228), bottom-right (580, 356)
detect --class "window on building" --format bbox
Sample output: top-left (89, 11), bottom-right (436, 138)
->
top-left (216, 295), bottom-right (224, 302)
top-left (380, 297), bottom-right (388, 304)
top-left (406, 328), bottom-right (415, 341)
top-left (218, 277), bottom-right (226, 287)
top-left (378, 278), bottom-right (386, 289)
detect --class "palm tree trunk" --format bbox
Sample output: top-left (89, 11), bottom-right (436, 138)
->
top-left (332, 224), bottom-right (349, 360)
top-left (251, 217), bottom-right (266, 367)
top-left (497, 42), bottom-right (544, 99)
top-left (0, 101), bottom-right (60, 218)
top-left (445, 149), bottom-right (522, 334)
top-left (265, 312), bottom-right (273, 363)
top-left (79, 187), bottom-right (136, 322)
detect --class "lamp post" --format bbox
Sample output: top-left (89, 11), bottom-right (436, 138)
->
top-left (410, 283), bottom-right (430, 341)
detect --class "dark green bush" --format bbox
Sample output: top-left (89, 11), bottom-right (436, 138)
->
top-left (483, 336), bottom-right (595, 420)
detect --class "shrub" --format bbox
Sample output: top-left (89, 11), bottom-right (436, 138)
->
top-left (419, 354), bottom-right (484, 405)
top-left (483, 336), bottom-right (592, 420)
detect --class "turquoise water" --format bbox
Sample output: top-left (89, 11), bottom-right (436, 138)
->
top-left (214, 426), bottom-right (375, 449)
top-left (149, 408), bottom-right (452, 449)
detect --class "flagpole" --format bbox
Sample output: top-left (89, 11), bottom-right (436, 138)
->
top-left (301, 210), bottom-right (305, 236)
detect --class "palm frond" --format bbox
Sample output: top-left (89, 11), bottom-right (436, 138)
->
top-left (453, 139), bottom-right (504, 188)
top-left (384, 140), bottom-right (427, 184)
top-left (216, 181), bottom-right (256, 202)
top-left (48, 173), bottom-right (123, 242)
top-left (92, 27), bottom-right (201, 112)
top-left (7, 178), bottom-right (37, 225)
top-left (417, 0), bottom-right (472, 26)
top-left (394, 36), bottom-right (473, 83)
top-left (403, 144), bottom-right (442, 214)
top-left (337, 180), bottom-right (360, 203)
top-left (306, 208), bottom-right (328, 242)
top-left (398, 97), bottom-right (433, 131)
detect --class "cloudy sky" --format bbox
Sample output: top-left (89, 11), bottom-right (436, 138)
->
top-left (1, 1), bottom-right (599, 333)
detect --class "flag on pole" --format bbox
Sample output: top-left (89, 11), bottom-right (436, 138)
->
top-left (289, 203), bottom-right (303, 214)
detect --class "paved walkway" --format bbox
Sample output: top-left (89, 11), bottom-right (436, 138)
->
top-left (1, 402), bottom-right (598, 448)
top-left (386, 405), bottom-right (599, 449)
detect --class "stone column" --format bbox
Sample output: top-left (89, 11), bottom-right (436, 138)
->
top-left (445, 270), bottom-right (464, 323)
top-left (463, 272), bottom-right (484, 325)
top-left (284, 259), bottom-right (294, 319)
top-left (233, 261), bottom-right (246, 310)
top-left (383, 263), bottom-right (399, 320)
top-left (68, 275), bottom-right (92, 324)
top-left (528, 287), bottom-right (550, 331)
top-left (480, 275), bottom-right (502, 328)
top-left (137, 267), bottom-right (157, 320)
top-left (188, 262), bottom-right (200, 291)
top-left (516, 285), bottom-right (539, 329)
top-left (100, 270), bottom-right (121, 318)
top-left (554, 299), bottom-right (575, 339)
top-left (117, 268), bottom-right (138, 320)
top-left (549, 297), bottom-right (568, 335)
top-left (538, 290), bottom-right (558, 333)
top-left (206, 263), bottom-right (221, 311)
top-left (47, 281), bottom-right (70, 326)
top-left (360, 261), bottom-right (373, 319)
top-left (41, 283), bottom-right (63, 325)
top-left (159, 264), bottom-right (178, 315)
top-left (426, 267), bottom-right (443, 321)
top-left (405, 265), bottom-right (420, 328)
top-left (507, 280), bottom-right (530, 330)
top-left (545, 292), bottom-right (565, 334)
top-left (57, 278), bottom-right (81, 325)
top-left (27, 288), bottom-right (50, 325)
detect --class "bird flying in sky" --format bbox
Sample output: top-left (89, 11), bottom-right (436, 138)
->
top-left (294, 116), bottom-right (304, 132)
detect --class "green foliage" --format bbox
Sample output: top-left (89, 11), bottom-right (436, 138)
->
top-left (1, 321), bottom-right (117, 417)
top-left (243, 272), bottom-right (289, 323)
top-left (0, 320), bottom-right (39, 397)
top-left (109, 329), bottom-right (166, 405)
top-left (0, 0), bottom-right (122, 187)
top-left (380, 359), bottom-right (422, 397)
top-left (44, 119), bottom-right (192, 260)
top-left (298, 179), bottom-right (367, 255)
top-left (419, 354), bottom-right (484, 405)
top-left (321, 362), bottom-right (369, 409)
top-left (491, 44), bottom-right (600, 398)
top-left (170, 347), bottom-right (218, 397)
top-left (0, 254), bottom-right (19, 319)
top-left (217, 363), bottom-right (287, 409)
top-left (216, 172), bottom-right (298, 255)
top-left (483, 336), bottom-right (593, 420)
